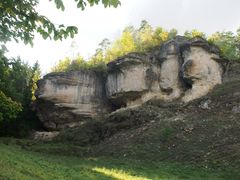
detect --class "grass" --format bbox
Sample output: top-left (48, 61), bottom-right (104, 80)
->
top-left (0, 141), bottom-right (238, 179)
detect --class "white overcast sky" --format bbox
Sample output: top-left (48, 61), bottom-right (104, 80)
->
top-left (5, 0), bottom-right (240, 73)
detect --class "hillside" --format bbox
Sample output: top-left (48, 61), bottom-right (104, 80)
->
top-left (91, 79), bottom-right (240, 169)
top-left (0, 80), bottom-right (239, 179)
top-left (0, 58), bottom-right (239, 179)
top-left (0, 62), bottom-right (237, 179)
top-left (51, 78), bottom-right (240, 169)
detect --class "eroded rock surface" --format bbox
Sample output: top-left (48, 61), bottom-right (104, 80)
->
top-left (106, 37), bottom-right (223, 106)
top-left (106, 53), bottom-right (161, 107)
top-left (35, 36), bottom-right (224, 130)
top-left (180, 38), bottom-right (223, 102)
top-left (35, 70), bottom-right (110, 130)
top-left (31, 131), bottom-right (60, 141)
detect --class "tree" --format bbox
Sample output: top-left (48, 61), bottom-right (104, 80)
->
top-left (0, 91), bottom-right (22, 123)
top-left (0, 49), bottom-right (43, 136)
top-left (30, 61), bottom-right (41, 101)
top-left (135, 20), bottom-right (155, 51)
top-left (51, 57), bottom-right (71, 72)
top-left (208, 31), bottom-right (240, 61)
top-left (67, 56), bottom-right (88, 71)
top-left (168, 28), bottom-right (178, 39)
top-left (51, 55), bottom-right (90, 72)
top-left (105, 29), bottom-right (136, 61)
top-left (184, 29), bottom-right (206, 39)
top-left (89, 38), bottom-right (111, 65)
top-left (0, 0), bottom-right (121, 45)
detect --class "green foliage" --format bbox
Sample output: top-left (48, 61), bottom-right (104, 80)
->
top-left (31, 62), bottom-right (41, 100)
top-left (51, 57), bottom-right (71, 72)
top-left (67, 56), bottom-right (87, 70)
top-left (104, 28), bottom-right (137, 62)
top-left (0, 56), bottom-right (40, 106)
top-left (161, 126), bottom-right (173, 141)
top-left (0, 0), bottom-right (120, 45)
top-left (208, 30), bottom-right (240, 61)
top-left (51, 55), bottom-right (108, 75)
top-left (0, 49), bottom-right (42, 137)
top-left (184, 29), bottom-right (206, 39)
top-left (0, 91), bottom-right (22, 122)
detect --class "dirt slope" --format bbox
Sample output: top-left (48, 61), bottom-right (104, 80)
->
top-left (87, 78), bottom-right (240, 169)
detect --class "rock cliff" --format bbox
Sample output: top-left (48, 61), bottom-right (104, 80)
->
top-left (35, 70), bottom-right (110, 130)
top-left (35, 36), bottom-right (224, 130)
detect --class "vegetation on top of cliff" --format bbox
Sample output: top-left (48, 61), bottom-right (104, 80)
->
top-left (51, 21), bottom-right (240, 73)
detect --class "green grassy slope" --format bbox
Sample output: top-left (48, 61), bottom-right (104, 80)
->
top-left (0, 142), bottom-right (238, 179)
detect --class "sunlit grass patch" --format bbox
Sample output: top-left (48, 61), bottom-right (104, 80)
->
top-left (93, 167), bottom-right (150, 180)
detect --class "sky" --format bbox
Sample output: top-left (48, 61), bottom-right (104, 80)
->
top-left (5, 0), bottom-right (240, 74)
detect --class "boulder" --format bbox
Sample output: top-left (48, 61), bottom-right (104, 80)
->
top-left (31, 131), bottom-right (60, 141)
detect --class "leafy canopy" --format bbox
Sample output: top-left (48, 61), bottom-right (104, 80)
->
top-left (208, 30), bottom-right (240, 61)
top-left (0, 0), bottom-right (120, 45)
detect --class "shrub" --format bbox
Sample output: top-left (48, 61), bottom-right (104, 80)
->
top-left (0, 91), bottom-right (22, 122)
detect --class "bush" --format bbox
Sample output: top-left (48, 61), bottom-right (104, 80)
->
top-left (0, 91), bottom-right (22, 122)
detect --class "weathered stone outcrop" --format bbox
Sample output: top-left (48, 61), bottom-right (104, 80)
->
top-left (106, 37), bottom-right (223, 106)
top-left (181, 43), bottom-right (222, 102)
top-left (106, 53), bottom-right (161, 107)
top-left (35, 70), bottom-right (110, 130)
top-left (35, 36), bottom-right (224, 130)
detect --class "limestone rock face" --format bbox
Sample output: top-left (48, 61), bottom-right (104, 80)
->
top-left (106, 53), bottom-right (161, 107)
top-left (181, 43), bottom-right (223, 102)
top-left (157, 38), bottom-right (186, 101)
top-left (35, 70), bottom-right (110, 130)
top-left (35, 36), bottom-right (224, 130)
top-left (106, 37), bottom-right (223, 107)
